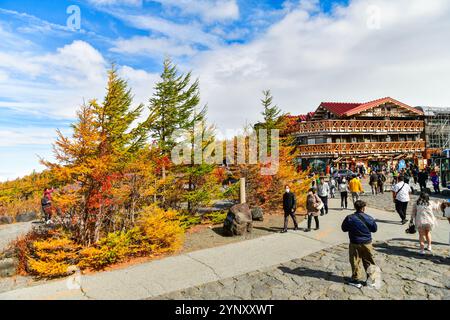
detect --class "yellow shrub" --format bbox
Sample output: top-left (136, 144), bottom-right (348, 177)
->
top-left (27, 258), bottom-right (71, 278)
top-left (138, 205), bottom-right (184, 255)
top-left (78, 228), bottom-right (147, 270)
top-left (27, 236), bottom-right (80, 278)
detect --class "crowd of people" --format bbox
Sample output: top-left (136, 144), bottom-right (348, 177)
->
top-left (281, 165), bottom-right (450, 289)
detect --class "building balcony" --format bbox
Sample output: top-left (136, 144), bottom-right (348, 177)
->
top-left (292, 120), bottom-right (424, 136)
top-left (297, 141), bottom-right (426, 158)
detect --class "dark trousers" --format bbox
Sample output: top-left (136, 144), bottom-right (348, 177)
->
top-left (319, 196), bottom-right (329, 214)
top-left (340, 192), bottom-right (348, 208)
top-left (378, 183), bottom-right (384, 194)
top-left (433, 184), bottom-right (440, 194)
top-left (307, 215), bottom-right (319, 229)
top-left (419, 182), bottom-right (427, 192)
top-left (283, 210), bottom-right (298, 231)
top-left (395, 200), bottom-right (408, 221)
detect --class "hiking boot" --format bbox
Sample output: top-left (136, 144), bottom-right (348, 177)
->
top-left (280, 230), bottom-right (288, 234)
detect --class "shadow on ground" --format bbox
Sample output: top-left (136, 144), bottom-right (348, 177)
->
top-left (374, 240), bottom-right (450, 266)
top-left (278, 266), bottom-right (347, 284)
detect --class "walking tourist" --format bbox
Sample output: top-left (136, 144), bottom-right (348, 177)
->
top-left (349, 174), bottom-right (364, 208)
top-left (317, 178), bottom-right (330, 216)
top-left (410, 192), bottom-right (445, 254)
top-left (369, 171), bottom-right (379, 195)
top-left (418, 170), bottom-right (428, 192)
top-left (281, 185), bottom-right (299, 233)
top-left (430, 171), bottom-right (440, 195)
top-left (412, 166), bottom-right (419, 185)
top-left (329, 177), bottom-right (336, 198)
top-left (392, 176), bottom-right (412, 225)
top-left (341, 200), bottom-right (378, 288)
top-left (377, 171), bottom-right (386, 194)
top-left (338, 178), bottom-right (349, 209)
top-left (305, 188), bottom-right (322, 232)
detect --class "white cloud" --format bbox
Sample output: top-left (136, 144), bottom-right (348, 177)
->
top-left (189, 0), bottom-right (450, 131)
top-left (111, 35), bottom-right (196, 58)
top-left (0, 40), bottom-right (108, 118)
top-left (111, 12), bottom-right (221, 48)
top-left (156, 0), bottom-right (239, 23)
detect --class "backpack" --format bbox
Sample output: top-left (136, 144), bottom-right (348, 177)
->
top-left (41, 196), bottom-right (51, 207)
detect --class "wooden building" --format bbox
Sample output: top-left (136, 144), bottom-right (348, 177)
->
top-left (289, 97), bottom-right (426, 171)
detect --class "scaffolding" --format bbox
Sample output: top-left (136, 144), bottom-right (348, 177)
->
top-left (422, 107), bottom-right (450, 150)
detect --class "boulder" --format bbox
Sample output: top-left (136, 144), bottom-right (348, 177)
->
top-left (0, 216), bottom-right (14, 225)
top-left (251, 207), bottom-right (264, 221)
top-left (0, 258), bottom-right (18, 278)
top-left (223, 203), bottom-right (253, 236)
top-left (15, 212), bottom-right (38, 223)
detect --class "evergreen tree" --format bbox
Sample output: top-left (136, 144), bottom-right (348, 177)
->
top-left (258, 90), bottom-right (283, 131)
top-left (148, 58), bottom-right (206, 156)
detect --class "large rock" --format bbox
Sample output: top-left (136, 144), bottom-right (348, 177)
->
top-left (251, 207), bottom-right (264, 221)
top-left (223, 203), bottom-right (253, 236)
top-left (0, 258), bottom-right (18, 278)
top-left (0, 216), bottom-right (14, 225)
top-left (15, 212), bottom-right (38, 223)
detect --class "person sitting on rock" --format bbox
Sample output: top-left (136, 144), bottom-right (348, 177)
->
top-left (341, 200), bottom-right (378, 288)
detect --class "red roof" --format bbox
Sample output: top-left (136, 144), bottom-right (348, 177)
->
top-left (319, 97), bottom-right (423, 117)
top-left (320, 102), bottom-right (363, 116)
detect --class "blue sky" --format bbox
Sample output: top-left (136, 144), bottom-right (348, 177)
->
top-left (1, 0), bottom-right (450, 180)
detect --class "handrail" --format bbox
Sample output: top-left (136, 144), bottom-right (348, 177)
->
top-left (291, 120), bottom-right (424, 135)
top-left (297, 141), bottom-right (426, 156)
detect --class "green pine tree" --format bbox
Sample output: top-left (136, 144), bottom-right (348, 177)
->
top-left (148, 58), bottom-right (206, 156)
top-left (94, 65), bottom-right (148, 163)
top-left (260, 89), bottom-right (283, 131)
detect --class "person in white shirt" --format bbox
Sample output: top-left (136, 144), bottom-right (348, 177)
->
top-left (317, 179), bottom-right (330, 215)
top-left (392, 176), bottom-right (412, 224)
top-left (338, 178), bottom-right (350, 209)
top-left (410, 193), bottom-right (445, 255)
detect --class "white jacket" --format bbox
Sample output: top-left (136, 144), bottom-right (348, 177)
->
top-left (411, 201), bottom-right (440, 230)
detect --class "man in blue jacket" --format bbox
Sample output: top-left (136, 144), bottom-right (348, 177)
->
top-left (341, 200), bottom-right (378, 288)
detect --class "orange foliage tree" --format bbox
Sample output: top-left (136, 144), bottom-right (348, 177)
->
top-left (42, 67), bottom-right (150, 245)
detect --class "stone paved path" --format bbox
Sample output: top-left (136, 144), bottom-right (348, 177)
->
top-left (156, 239), bottom-right (450, 300)
top-left (0, 222), bottom-right (34, 253)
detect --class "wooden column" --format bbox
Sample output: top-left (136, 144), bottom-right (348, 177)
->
top-left (240, 178), bottom-right (246, 204)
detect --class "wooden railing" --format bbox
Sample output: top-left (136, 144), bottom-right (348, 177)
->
top-left (292, 120), bottom-right (424, 135)
top-left (297, 141), bottom-right (426, 157)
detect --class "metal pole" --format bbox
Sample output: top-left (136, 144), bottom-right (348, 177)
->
top-left (240, 178), bottom-right (246, 204)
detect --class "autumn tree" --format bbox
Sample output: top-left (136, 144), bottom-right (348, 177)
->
top-left (43, 67), bottom-right (149, 245)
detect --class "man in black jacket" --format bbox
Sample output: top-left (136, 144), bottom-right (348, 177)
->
top-left (281, 185), bottom-right (299, 233)
top-left (341, 200), bottom-right (378, 288)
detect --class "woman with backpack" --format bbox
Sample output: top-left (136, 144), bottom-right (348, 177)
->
top-left (410, 192), bottom-right (444, 255)
top-left (305, 188), bottom-right (322, 232)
